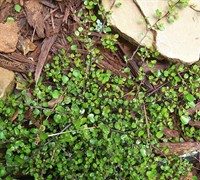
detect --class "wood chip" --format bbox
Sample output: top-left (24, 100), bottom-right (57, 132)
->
top-left (35, 14), bottom-right (63, 83)
top-left (0, 53), bottom-right (35, 72)
top-left (188, 101), bottom-right (200, 115)
top-left (25, 0), bottom-right (46, 38)
top-left (163, 128), bottom-right (180, 139)
top-left (39, 0), bottom-right (56, 9)
top-left (157, 142), bottom-right (200, 156)
top-left (34, 35), bottom-right (57, 83)
top-left (188, 120), bottom-right (200, 129)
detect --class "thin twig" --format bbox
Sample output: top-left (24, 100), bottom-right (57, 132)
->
top-left (146, 81), bottom-right (169, 97)
top-left (190, 5), bottom-right (200, 12)
top-left (110, 0), bottom-right (116, 10)
top-left (48, 126), bottom-right (97, 137)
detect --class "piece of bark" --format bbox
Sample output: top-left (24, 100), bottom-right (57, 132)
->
top-left (127, 60), bottom-right (153, 90)
top-left (141, 60), bottom-right (171, 73)
top-left (98, 59), bottom-right (127, 77)
top-left (163, 128), bottom-right (180, 139)
top-left (0, 53), bottom-right (35, 72)
top-left (0, 3), bottom-right (12, 23)
top-left (34, 35), bottom-right (57, 84)
top-left (34, 7), bottom-right (63, 83)
top-left (62, 5), bottom-right (70, 24)
top-left (39, 0), bottom-right (56, 9)
top-left (1, 53), bottom-right (36, 65)
top-left (29, 43), bottom-right (42, 60)
top-left (187, 102), bottom-right (200, 115)
top-left (24, 110), bottom-right (41, 128)
top-left (25, 0), bottom-right (45, 38)
top-left (188, 120), bottom-right (200, 129)
top-left (48, 94), bottom-right (64, 108)
top-left (157, 142), bottom-right (200, 156)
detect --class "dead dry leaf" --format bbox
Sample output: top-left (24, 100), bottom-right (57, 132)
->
top-left (18, 36), bottom-right (37, 55)
top-left (11, 111), bottom-right (18, 122)
top-left (48, 94), bottom-right (64, 108)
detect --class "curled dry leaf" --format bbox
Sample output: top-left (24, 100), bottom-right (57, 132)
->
top-left (11, 110), bottom-right (18, 122)
top-left (18, 36), bottom-right (37, 55)
top-left (48, 94), bottom-right (64, 108)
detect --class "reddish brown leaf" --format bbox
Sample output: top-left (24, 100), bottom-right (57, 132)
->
top-left (48, 94), bottom-right (64, 108)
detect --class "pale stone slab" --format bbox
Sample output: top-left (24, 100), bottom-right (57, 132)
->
top-left (102, 0), bottom-right (154, 47)
top-left (0, 67), bottom-right (15, 100)
top-left (102, 0), bottom-right (200, 64)
top-left (136, 0), bottom-right (200, 64)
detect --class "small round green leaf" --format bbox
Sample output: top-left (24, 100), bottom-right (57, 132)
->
top-left (14, 4), bottom-right (22, 13)
top-left (156, 131), bottom-right (163, 138)
top-left (6, 17), bottom-right (15, 22)
top-left (52, 90), bottom-right (60, 99)
top-left (180, 115), bottom-right (191, 125)
top-left (70, 45), bottom-right (77, 51)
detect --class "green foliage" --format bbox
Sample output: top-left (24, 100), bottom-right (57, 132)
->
top-left (115, 2), bottom-right (122, 8)
top-left (101, 34), bottom-right (119, 52)
top-left (6, 17), bottom-right (15, 22)
top-left (0, 0), bottom-right (198, 179)
top-left (14, 4), bottom-right (22, 13)
top-left (154, 0), bottom-right (190, 29)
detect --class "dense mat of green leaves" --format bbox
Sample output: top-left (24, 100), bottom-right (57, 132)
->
top-left (1, 0), bottom-right (200, 179)
top-left (1, 50), bottom-right (197, 179)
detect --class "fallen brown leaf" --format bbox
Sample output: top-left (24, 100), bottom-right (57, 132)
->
top-left (48, 94), bottom-right (64, 108)
top-left (11, 111), bottom-right (18, 122)
top-left (18, 36), bottom-right (37, 55)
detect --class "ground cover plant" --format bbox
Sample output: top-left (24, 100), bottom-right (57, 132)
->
top-left (0, 0), bottom-right (200, 179)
